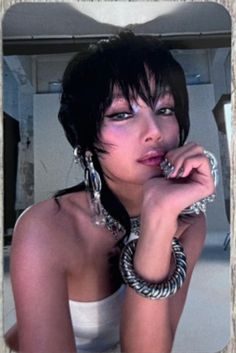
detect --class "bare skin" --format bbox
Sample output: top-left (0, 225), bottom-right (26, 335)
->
top-left (5, 93), bottom-right (215, 353)
top-left (8, 192), bottom-right (125, 353)
top-left (6, 191), bottom-right (206, 353)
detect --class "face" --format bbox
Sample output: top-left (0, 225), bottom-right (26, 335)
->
top-left (97, 90), bottom-right (180, 188)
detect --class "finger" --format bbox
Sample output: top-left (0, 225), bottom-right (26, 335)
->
top-left (178, 155), bottom-right (210, 178)
top-left (166, 142), bottom-right (204, 164)
top-left (164, 143), bottom-right (204, 178)
top-left (167, 154), bottom-right (210, 180)
top-left (171, 155), bottom-right (216, 195)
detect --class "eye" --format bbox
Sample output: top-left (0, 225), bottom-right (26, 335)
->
top-left (156, 107), bottom-right (175, 116)
top-left (104, 111), bottom-right (133, 121)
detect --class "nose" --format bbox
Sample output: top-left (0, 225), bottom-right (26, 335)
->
top-left (142, 110), bottom-right (162, 143)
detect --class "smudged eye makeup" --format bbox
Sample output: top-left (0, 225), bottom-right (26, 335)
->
top-left (103, 93), bottom-right (176, 122)
top-left (156, 107), bottom-right (175, 116)
top-left (104, 111), bottom-right (133, 121)
top-left (104, 106), bottom-right (175, 122)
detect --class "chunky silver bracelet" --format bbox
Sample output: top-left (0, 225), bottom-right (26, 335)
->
top-left (119, 237), bottom-right (187, 299)
top-left (161, 149), bottom-right (218, 215)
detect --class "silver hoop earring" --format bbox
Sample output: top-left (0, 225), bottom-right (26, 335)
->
top-left (74, 145), bottom-right (83, 165)
top-left (84, 150), bottom-right (105, 226)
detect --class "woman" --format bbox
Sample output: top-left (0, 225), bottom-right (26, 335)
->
top-left (6, 31), bottom-right (216, 353)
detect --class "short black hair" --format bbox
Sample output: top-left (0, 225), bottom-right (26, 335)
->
top-left (58, 31), bottom-right (189, 154)
top-left (57, 31), bottom-right (190, 237)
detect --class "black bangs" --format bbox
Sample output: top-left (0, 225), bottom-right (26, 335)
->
top-left (94, 34), bottom-right (188, 131)
top-left (95, 37), bottom-right (167, 113)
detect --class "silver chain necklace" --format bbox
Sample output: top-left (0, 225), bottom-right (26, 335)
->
top-left (130, 217), bottom-right (140, 237)
top-left (101, 207), bottom-right (140, 240)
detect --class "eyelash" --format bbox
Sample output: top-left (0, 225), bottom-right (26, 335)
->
top-left (105, 107), bottom-right (175, 121)
top-left (105, 112), bottom-right (133, 121)
top-left (157, 107), bottom-right (175, 116)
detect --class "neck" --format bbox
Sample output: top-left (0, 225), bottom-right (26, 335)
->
top-left (105, 179), bottom-right (143, 217)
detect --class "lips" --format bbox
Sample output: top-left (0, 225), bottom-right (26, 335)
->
top-left (137, 150), bottom-right (165, 166)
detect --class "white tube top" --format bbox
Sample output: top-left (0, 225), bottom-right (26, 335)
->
top-left (69, 285), bottom-right (126, 353)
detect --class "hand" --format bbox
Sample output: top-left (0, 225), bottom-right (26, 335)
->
top-left (142, 142), bottom-right (216, 218)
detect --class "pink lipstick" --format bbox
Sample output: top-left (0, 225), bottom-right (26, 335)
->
top-left (137, 150), bottom-right (165, 167)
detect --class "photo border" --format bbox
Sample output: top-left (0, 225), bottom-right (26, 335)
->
top-left (0, 1), bottom-right (234, 352)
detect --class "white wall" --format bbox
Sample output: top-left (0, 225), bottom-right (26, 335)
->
top-left (34, 94), bottom-right (83, 202)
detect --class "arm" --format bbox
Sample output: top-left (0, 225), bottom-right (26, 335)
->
top-left (121, 214), bottom-right (206, 353)
top-left (120, 143), bottom-right (214, 353)
top-left (10, 207), bottom-right (77, 353)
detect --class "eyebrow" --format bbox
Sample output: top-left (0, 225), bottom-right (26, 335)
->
top-left (104, 96), bottom-right (131, 116)
top-left (111, 93), bottom-right (126, 100)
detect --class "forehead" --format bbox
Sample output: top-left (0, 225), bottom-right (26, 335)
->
top-left (111, 86), bottom-right (126, 100)
top-left (106, 90), bottom-right (174, 114)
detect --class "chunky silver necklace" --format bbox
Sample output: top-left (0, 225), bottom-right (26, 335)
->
top-left (101, 207), bottom-right (126, 239)
top-left (130, 217), bottom-right (140, 237)
top-left (101, 207), bottom-right (140, 240)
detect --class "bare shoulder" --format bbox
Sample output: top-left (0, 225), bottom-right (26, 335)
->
top-left (11, 199), bottom-right (64, 272)
top-left (10, 196), bottom-right (82, 353)
top-left (179, 213), bottom-right (206, 268)
top-left (11, 193), bottom-right (88, 272)
top-left (12, 198), bottom-right (64, 245)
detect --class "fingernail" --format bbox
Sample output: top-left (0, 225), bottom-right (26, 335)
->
top-left (177, 167), bottom-right (184, 178)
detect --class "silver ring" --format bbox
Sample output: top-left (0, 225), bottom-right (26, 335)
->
top-left (160, 149), bottom-right (218, 215)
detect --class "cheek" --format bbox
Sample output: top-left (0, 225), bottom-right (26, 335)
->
top-left (174, 124), bottom-right (180, 144)
top-left (171, 117), bottom-right (180, 133)
top-left (163, 120), bottom-right (180, 148)
top-left (98, 127), bottom-right (132, 171)
top-left (98, 129), bottom-right (122, 160)
top-left (173, 131), bottom-right (180, 147)
top-left (99, 125), bottom-right (129, 147)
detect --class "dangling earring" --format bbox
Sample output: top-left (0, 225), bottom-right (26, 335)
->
top-left (74, 146), bottom-right (105, 226)
top-left (73, 146), bottom-right (125, 238)
top-left (74, 145), bottom-right (83, 165)
top-left (84, 150), bottom-right (106, 226)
